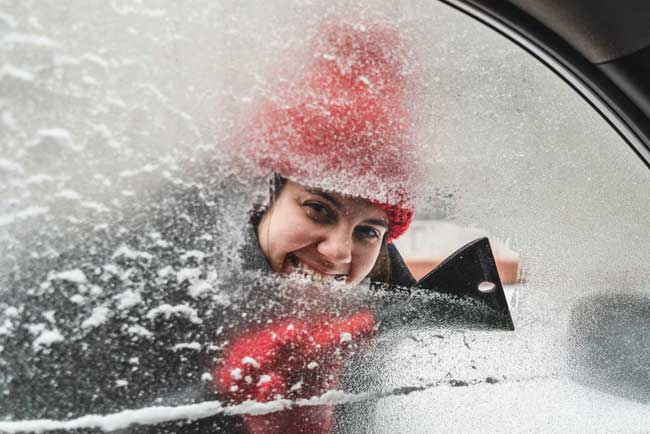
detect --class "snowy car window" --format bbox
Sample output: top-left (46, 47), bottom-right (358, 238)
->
top-left (2, 1), bottom-right (650, 434)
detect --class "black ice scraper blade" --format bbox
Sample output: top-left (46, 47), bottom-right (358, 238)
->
top-left (417, 237), bottom-right (515, 330)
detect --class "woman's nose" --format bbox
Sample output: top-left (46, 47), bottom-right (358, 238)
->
top-left (317, 227), bottom-right (353, 264)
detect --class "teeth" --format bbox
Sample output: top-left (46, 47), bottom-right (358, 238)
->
top-left (297, 263), bottom-right (334, 282)
top-left (287, 255), bottom-right (345, 283)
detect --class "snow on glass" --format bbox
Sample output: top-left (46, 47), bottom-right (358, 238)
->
top-left (0, 1), bottom-right (473, 430)
top-left (3, 0), bottom-right (650, 433)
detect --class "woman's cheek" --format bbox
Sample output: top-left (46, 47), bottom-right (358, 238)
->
top-left (281, 214), bottom-right (318, 246)
top-left (348, 247), bottom-right (375, 283)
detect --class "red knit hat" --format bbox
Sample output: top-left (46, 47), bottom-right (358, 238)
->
top-left (236, 19), bottom-right (420, 241)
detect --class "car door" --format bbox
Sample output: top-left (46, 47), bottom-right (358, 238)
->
top-left (1, 1), bottom-right (650, 433)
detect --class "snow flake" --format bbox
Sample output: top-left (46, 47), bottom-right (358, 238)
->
top-left (357, 75), bottom-right (371, 87)
top-left (25, 174), bottom-right (54, 185)
top-left (157, 265), bottom-right (174, 278)
top-left (54, 190), bottom-right (82, 200)
top-left (118, 164), bottom-right (158, 178)
top-left (52, 269), bottom-right (87, 284)
top-left (146, 304), bottom-right (202, 324)
top-left (0, 206), bottom-right (49, 227)
top-left (114, 290), bottom-right (142, 310)
top-left (4, 306), bottom-right (19, 318)
top-left (42, 310), bottom-right (56, 323)
top-left (69, 294), bottom-right (86, 305)
top-left (81, 306), bottom-right (110, 329)
top-left (0, 320), bottom-right (14, 337)
top-left (201, 372), bottom-right (213, 382)
top-left (0, 158), bottom-right (24, 174)
top-left (307, 361), bottom-right (319, 370)
top-left (110, 4), bottom-right (168, 17)
top-left (112, 244), bottom-right (153, 261)
top-left (80, 201), bottom-right (110, 213)
top-left (2, 32), bottom-right (60, 47)
top-left (340, 332), bottom-right (352, 343)
top-left (82, 53), bottom-right (110, 68)
top-left (103, 264), bottom-right (120, 275)
top-left (176, 267), bottom-right (201, 283)
top-left (172, 342), bottom-right (201, 351)
top-left (188, 280), bottom-right (213, 298)
top-left (1, 111), bottom-right (18, 131)
top-left (127, 324), bottom-right (153, 338)
top-left (230, 368), bottom-right (242, 380)
top-left (27, 323), bottom-right (46, 335)
top-left (242, 356), bottom-right (260, 368)
top-left (30, 128), bottom-right (80, 151)
top-left (32, 328), bottom-right (64, 351)
top-left (0, 64), bottom-right (34, 81)
top-left (154, 238), bottom-right (171, 248)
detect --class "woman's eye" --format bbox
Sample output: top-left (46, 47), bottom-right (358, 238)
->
top-left (355, 226), bottom-right (381, 240)
top-left (303, 201), bottom-right (335, 223)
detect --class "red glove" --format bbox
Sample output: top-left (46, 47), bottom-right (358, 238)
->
top-left (214, 311), bottom-right (376, 434)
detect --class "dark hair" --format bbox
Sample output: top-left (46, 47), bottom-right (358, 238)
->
top-left (249, 173), bottom-right (286, 227)
top-left (251, 173), bottom-right (391, 283)
top-left (368, 235), bottom-right (391, 283)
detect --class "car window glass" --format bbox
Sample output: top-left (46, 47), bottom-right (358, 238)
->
top-left (340, 2), bottom-right (650, 433)
top-left (2, 1), bottom-right (650, 433)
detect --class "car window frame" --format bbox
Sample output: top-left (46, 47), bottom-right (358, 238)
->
top-left (442, 0), bottom-right (650, 173)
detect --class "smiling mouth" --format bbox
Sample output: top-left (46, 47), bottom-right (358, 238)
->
top-left (284, 254), bottom-right (347, 283)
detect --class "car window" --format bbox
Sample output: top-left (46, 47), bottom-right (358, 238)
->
top-left (2, 1), bottom-right (650, 434)
top-left (338, 2), bottom-right (650, 433)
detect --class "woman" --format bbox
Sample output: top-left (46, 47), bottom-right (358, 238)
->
top-left (248, 175), bottom-right (417, 288)
top-left (213, 18), bottom-right (421, 434)
top-left (235, 16), bottom-right (419, 284)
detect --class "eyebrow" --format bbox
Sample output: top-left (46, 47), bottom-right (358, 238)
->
top-left (306, 188), bottom-right (346, 212)
top-left (305, 188), bottom-right (389, 228)
top-left (364, 218), bottom-right (389, 229)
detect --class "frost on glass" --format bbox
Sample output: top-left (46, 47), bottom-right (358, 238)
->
top-left (0, 6), bottom-right (253, 431)
top-left (2, 0), bottom-right (650, 433)
top-left (332, 1), bottom-right (650, 433)
top-left (0, 1), bottom-right (494, 432)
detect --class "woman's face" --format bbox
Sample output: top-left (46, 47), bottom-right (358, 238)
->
top-left (257, 180), bottom-right (389, 287)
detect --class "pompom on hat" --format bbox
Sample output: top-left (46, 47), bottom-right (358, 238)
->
top-left (234, 19), bottom-right (421, 241)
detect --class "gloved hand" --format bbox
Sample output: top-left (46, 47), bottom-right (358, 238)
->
top-left (214, 311), bottom-right (376, 434)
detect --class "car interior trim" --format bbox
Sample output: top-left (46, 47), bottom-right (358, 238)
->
top-left (439, 0), bottom-right (650, 171)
